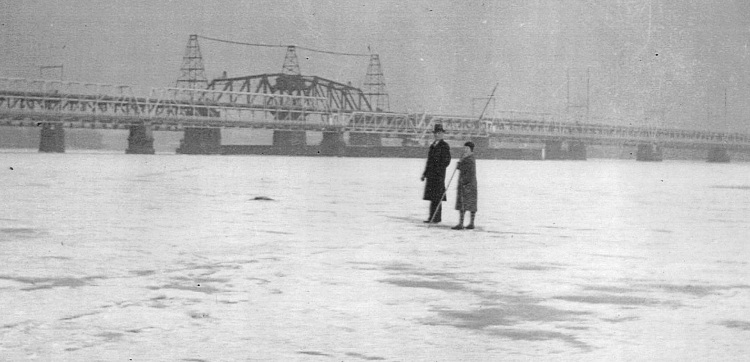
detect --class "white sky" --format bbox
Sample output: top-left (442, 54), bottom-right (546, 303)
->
top-left (2, 0), bottom-right (750, 132)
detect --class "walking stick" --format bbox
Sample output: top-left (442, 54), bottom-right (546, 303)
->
top-left (427, 167), bottom-right (457, 228)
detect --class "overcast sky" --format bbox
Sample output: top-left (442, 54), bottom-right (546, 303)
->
top-left (2, 0), bottom-right (749, 132)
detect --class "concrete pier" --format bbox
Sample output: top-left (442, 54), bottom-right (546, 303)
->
top-left (177, 128), bottom-right (222, 154)
top-left (543, 140), bottom-right (586, 160)
top-left (707, 147), bottom-right (730, 163)
top-left (636, 143), bottom-right (663, 162)
top-left (320, 131), bottom-right (346, 156)
top-left (349, 132), bottom-right (382, 147)
top-left (272, 130), bottom-right (307, 148)
top-left (39, 123), bottom-right (65, 153)
top-left (125, 124), bottom-right (155, 154)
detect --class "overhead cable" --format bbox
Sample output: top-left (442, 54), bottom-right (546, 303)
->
top-left (198, 35), bottom-right (370, 57)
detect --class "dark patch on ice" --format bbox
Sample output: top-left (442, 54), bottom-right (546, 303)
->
top-left (381, 278), bottom-right (468, 292)
top-left (188, 311), bottom-right (210, 319)
top-left (554, 294), bottom-right (660, 306)
top-left (170, 276), bottom-right (230, 284)
top-left (647, 284), bottom-right (750, 297)
top-left (42, 256), bottom-right (71, 260)
top-left (381, 262), bottom-right (413, 271)
top-left (435, 305), bottom-right (589, 329)
top-left (590, 253), bottom-right (647, 260)
top-left (489, 329), bottom-right (591, 351)
top-left (251, 196), bottom-right (275, 201)
top-left (711, 185), bottom-right (750, 190)
top-left (0, 227), bottom-right (46, 238)
top-left (429, 306), bottom-right (590, 350)
top-left (96, 332), bottom-right (123, 341)
top-left (130, 269), bottom-right (156, 276)
top-left (182, 359), bottom-right (209, 362)
top-left (298, 350), bottom-right (332, 357)
top-left (512, 264), bottom-right (562, 271)
top-left (248, 277), bottom-right (270, 285)
top-left (147, 283), bottom-right (223, 294)
top-left (582, 285), bottom-right (640, 294)
top-left (258, 229), bottom-right (293, 235)
top-left (601, 316), bottom-right (639, 323)
top-left (60, 312), bottom-right (99, 321)
top-left (718, 320), bottom-right (750, 331)
top-left (346, 352), bottom-right (386, 360)
top-left (652, 229), bottom-right (672, 233)
top-left (0, 275), bottom-right (101, 291)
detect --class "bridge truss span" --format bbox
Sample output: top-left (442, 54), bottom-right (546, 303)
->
top-left (1, 77), bottom-right (750, 152)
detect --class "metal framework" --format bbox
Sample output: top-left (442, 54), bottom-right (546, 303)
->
top-left (207, 73), bottom-right (372, 114)
top-left (176, 35), bottom-right (208, 89)
top-left (363, 54), bottom-right (389, 112)
top-left (1, 77), bottom-right (749, 150)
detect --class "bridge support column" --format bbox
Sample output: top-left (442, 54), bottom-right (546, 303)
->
top-left (320, 131), bottom-right (346, 156)
top-left (543, 141), bottom-right (563, 160)
top-left (272, 130), bottom-right (307, 148)
top-left (707, 147), bottom-right (730, 163)
top-left (126, 124), bottom-right (155, 154)
top-left (568, 141), bottom-right (587, 160)
top-left (636, 143), bottom-right (663, 162)
top-left (39, 123), bottom-right (65, 153)
top-left (177, 128), bottom-right (222, 154)
top-left (349, 132), bottom-right (382, 146)
top-left (543, 140), bottom-right (587, 160)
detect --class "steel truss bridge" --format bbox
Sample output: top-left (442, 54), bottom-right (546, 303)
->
top-left (1, 77), bottom-right (749, 152)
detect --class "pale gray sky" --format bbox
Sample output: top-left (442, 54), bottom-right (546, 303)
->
top-left (2, 0), bottom-right (749, 132)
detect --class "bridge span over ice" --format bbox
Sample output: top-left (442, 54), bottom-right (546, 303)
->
top-left (1, 78), bottom-right (748, 162)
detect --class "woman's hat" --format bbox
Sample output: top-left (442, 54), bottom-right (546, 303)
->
top-left (433, 124), bottom-right (445, 133)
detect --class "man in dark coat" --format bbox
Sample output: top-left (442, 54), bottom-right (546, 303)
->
top-left (421, 124), bottom-right (451, 223)
top-left (452, 141), bottom-right (478, 230)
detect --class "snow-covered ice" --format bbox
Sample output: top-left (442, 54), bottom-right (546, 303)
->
top-left (1, 151), bottom-right (748, 360)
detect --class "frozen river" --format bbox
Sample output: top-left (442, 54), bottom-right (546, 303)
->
top-left (1, 151), bottom-right (749, 360)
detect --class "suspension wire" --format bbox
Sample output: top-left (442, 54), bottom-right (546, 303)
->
top-left (197, 35), bottom-right (370, 57)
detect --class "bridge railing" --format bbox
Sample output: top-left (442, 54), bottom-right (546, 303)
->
top-left (0, 77), bottom-right (335, 127)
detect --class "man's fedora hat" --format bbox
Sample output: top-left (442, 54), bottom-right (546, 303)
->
top-left (433, 124), bottom-right (445, 133)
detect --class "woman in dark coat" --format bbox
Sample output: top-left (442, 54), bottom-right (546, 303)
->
top-left (452, 141), bottom-right (478, 230)
top-left (421, 124), bottom-right (451, 223)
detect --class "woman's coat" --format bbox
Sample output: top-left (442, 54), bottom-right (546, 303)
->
top-left (455, 154), bottom-right (477, 212)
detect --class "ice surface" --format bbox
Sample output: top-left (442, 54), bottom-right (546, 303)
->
top-left (1, 151), bottom-right (748, 360)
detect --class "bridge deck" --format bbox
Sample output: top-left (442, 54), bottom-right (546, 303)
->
top-left (1, 78), bottom-right (749, 151)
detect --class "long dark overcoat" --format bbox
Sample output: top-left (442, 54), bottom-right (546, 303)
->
top-left (455, 154), bottom-right (478, 212)
top-left (422, 139), bottom-right (451, 201)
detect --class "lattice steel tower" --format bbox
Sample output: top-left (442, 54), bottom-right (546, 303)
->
top-left (176, 34), bottom-right (208, 89)
top-left (364, 53), bottom-right (389, 112)
top-left (282, 46), bottom-right (301, 75)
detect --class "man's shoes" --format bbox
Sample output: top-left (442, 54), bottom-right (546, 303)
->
top-left (424, 220), bottom-right (440, 224)
top-left (465, 224), bottom-right (475, 230)
top-left (451, 224), bottom-right (464, 230)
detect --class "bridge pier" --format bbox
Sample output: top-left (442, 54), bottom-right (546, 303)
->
top-left (39, 123), bottom-right (65, 153)
top-left (636, 143), bottom-right (663, 162)
top-left (707, 147), bottom-right (730, 163)
top-left (349, 132), bottom-right (382, 146)
top-left (177, 128), bottom-right (222, 154)
top-left (543, 140), bottom-right (586, 160)
top-left (320, 131), bottom-right (346, 156)
top-left (125, 124), bottom-right (155, 154)
top-left (272, 130), bottom-right (307, 148)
